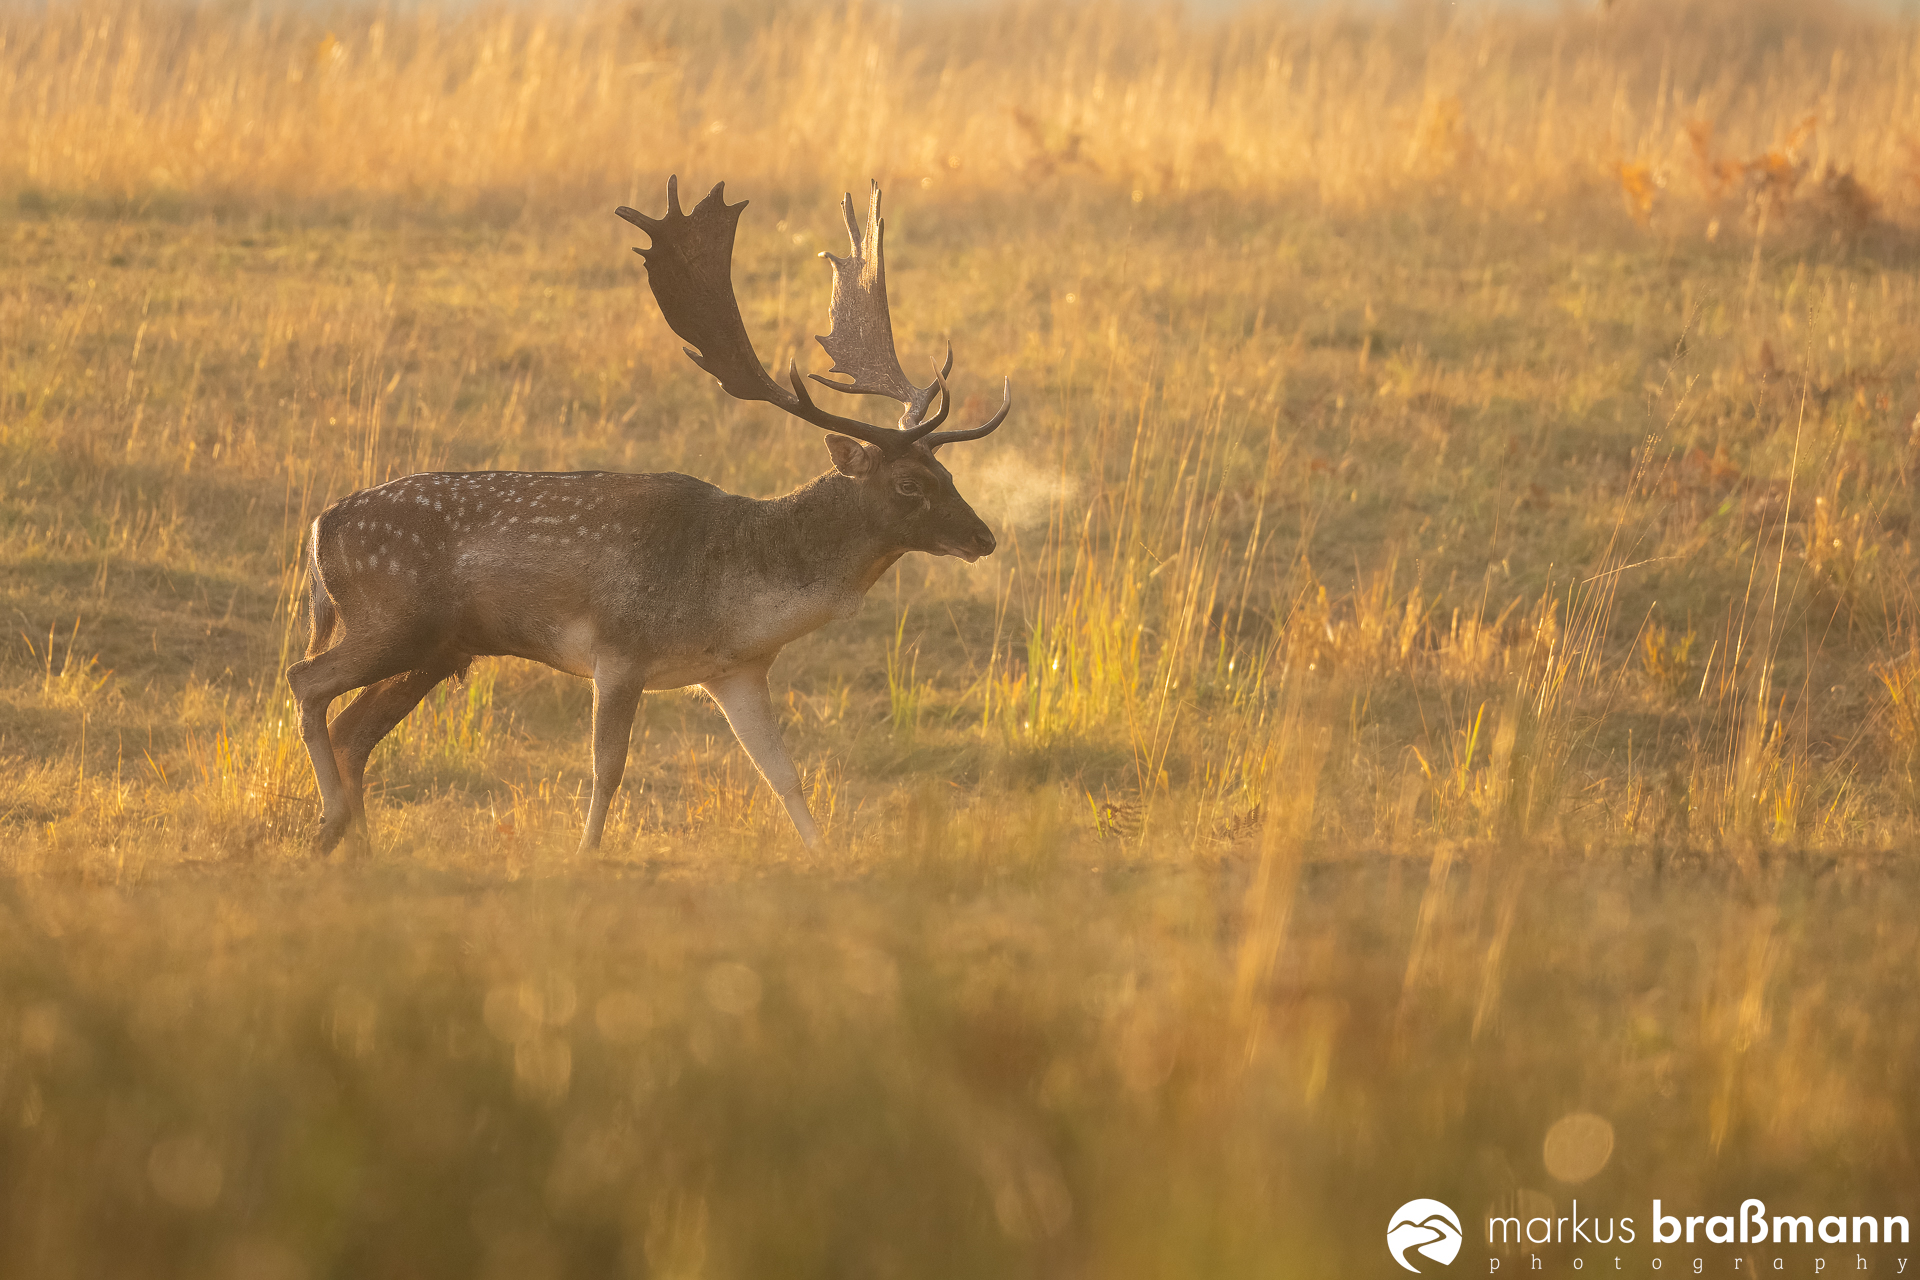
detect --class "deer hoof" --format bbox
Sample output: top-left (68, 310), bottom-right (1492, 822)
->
top-left (312, 812), bottom-right (355, 857)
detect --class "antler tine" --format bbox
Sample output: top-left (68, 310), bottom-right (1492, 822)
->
top-left (888, 341), bottom-right (954, 429)
top-left (904, 365), bottom-right (952, 436)
top-left (785, 360), bottom-right (898, 449)
top-left (840, 188), bottom-right (862, 251)
top-left (920, 377), bottom-right (1013, 449)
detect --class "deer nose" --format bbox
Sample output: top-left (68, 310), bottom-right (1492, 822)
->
top-left (973, 528), bottom-right (996, 557)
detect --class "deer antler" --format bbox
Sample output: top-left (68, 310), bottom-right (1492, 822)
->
top-left (810, 182), bottom-right (944, 427)
top-left (811, 182), bottom-right (1013, 447)
top-left (617, 176), bottom-right (1010, 452)
top-left (616, 178), bottom-right (900, 449)
top-left (921, 371), bottom-right (1013, 449)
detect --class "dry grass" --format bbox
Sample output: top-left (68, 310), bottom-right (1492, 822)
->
top-left (6, 0), bottom-right (1915, 221)
top-left (4, 0), bottom-right (1920, 1274)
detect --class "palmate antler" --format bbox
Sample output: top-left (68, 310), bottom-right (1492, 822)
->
top-left (809, 183), bottom-right (946, 424)
top-left (616, 177), bottom-right (1010, 452)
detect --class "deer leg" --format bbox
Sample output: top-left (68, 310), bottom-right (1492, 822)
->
top-left (582, 671), bottom-right (644, 853)
top-left (704, 665), bottom-right (822, 849)
top-left (327, 665), bottom-right (456, 832)
top-left (287, 641), bottom-right (413, 856)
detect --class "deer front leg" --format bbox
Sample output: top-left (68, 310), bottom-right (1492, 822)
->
top-left (704, 664), bottom-right (822, 849)
top-left (582, 668), bottom-right (644, 853)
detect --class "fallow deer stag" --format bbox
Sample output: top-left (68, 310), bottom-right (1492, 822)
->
top-left (287, 177), bottom-right (1012, 854)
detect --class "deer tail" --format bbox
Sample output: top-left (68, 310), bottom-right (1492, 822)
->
top-left (304, 518), bottom-right (339, 658)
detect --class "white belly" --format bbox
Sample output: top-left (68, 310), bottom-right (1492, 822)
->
top-left (638, 585), bottom-right (851, 690)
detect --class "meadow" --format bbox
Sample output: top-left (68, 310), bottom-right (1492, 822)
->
top-left (3, 0), bottom-right (1920, 1274)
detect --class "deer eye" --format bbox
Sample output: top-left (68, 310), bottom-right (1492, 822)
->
top-left (896, 478), bottom-right (923, 497)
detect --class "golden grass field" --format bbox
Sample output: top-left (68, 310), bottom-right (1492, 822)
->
top-left (5, 0), bottom-right (1920, 1274)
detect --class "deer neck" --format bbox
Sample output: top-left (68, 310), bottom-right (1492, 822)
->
top-left (765, 471), bottom-right (906, 601)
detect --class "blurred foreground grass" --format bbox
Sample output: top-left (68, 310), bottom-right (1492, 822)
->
top-left (4, 0), bottom-right (1920, 1273)
top-left (8, 854), bottom-right (1919, 1278)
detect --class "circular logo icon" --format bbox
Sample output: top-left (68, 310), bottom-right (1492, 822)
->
top-left (1388, 1199), bottom-right (1463, 1273)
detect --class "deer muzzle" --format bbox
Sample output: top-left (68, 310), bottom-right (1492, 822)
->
top-left (939, 527), bottom-right (996, 562)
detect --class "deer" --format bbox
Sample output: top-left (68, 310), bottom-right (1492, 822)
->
top-left (285, 177), bottom-right (1012, 856)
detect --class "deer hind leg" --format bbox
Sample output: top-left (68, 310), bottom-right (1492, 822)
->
top-left (287, 640), bottom-right (414, 856)
top-left (327, 664), bottom-right (459, 834)
top-left (703, 665), bottom-right (822, 849)
top-left (581, 669), bottom-right (644, 854)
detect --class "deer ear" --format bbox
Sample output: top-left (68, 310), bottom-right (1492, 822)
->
top-left (825, 434), bottom-right (878, 477)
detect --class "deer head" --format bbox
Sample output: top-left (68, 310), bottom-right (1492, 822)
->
top-left (615, 178), bottom-right (1011, 562)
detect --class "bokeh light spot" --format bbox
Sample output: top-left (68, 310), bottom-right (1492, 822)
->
top-left (1543, 1112), bottom-right (1615, 1184)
